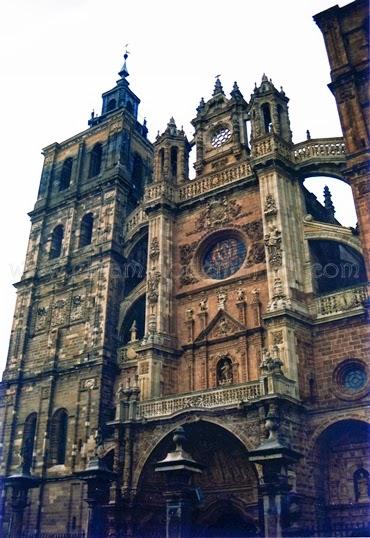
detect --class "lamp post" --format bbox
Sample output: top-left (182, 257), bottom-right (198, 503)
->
top-left (249, 403), bottom-right (302, 538)
top-left (75, 434), bottom-right (117, 538)
top-left (155, 427), bottom-right (203, 538)
top-left (3, 468), bottom-right (41, 538)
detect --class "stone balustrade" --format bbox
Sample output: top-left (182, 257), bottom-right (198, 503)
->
top-left (315, 285), bottom-right (367, 318)
top-left (137, 381), bottom-right (262, 419)
top-left (293, 137), bottom-right (345, 163)
top-left (138, 137), bottom-right (345, 206)
top-left (177, 161), bottom-right (252, 201)
top-left (125, 206), bottom-right (148, 236)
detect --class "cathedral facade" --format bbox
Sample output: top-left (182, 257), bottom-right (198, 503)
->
top-left (1, 1), bottom-right (369, 537)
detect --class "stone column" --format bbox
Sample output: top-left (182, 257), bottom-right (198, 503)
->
top-left (155, 427), bottom-right (203, 538)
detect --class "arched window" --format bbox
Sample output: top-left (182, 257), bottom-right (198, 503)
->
top-left (22, 412), bottom-right (37, 473)
top-left (49, 225), bottom-right (64, 259)
top-left (107, 98), bottom-right (116, 112)
top-left (59, 158), bottom-right (73, 191)
top-left (79, 213), bottom-right (94, 248)
top-left (49, 408), bottom-right (68, 465)
top-left (126, 101), bottom-right (134, 114)
top-left (170, 146), bottom-right (178, 177)
top-left (261, 103), bottom-right (272, 134)
top-left (88, 143), bottom-right (102, 178)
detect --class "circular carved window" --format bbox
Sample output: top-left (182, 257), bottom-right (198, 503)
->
top-left (202, 236), bottom-right (246, 280)
top-left (211, 127), bottom-right (232, 148)
top-left (333, 359), bottom-right (369, 400)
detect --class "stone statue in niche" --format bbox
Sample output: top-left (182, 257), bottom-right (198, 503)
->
top-left (217, 356), bottom-right (233, 385)
top-left (354, 467), bottom-right (369, 501)
top-left (217, 288), bottom-right (228, 310)
top-left (199, 296), bottom-right (208, 313)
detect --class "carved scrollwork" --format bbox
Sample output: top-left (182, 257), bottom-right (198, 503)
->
top-left (246, 242), bottom-right (266, 266)
top-left (242, 220), bottom-right (263, 242)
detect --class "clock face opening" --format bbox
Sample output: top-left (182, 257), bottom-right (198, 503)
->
top-left (211, 127), bottom-right (232, 148)
top-left (202, 236), bottom-right (246, 280)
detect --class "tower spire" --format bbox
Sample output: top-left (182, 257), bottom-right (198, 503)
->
top-left (118, 44), bottom-right (130, 79)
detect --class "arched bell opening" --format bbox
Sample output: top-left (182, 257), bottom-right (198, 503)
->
top-left (132, 420), bottom-right (260, 538)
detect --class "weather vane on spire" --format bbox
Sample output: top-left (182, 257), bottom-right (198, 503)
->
top-left (119, 43), bottom-right (130, 79)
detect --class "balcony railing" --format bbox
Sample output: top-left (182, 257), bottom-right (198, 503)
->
top-left (137, 381), bottom-right (262, 419)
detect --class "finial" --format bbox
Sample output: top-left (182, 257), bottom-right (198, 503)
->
top-left (173, 426), bottom-right (187, 452)
top-left (231, 81), bottom-right (243, 100)
top-left (197, 97), bottom-right (205, 113)
top-left (262, 73), bottom-right (268, 82)
top-left (323, 185), bottom-right (335, 218)
top-left (213, 75), bottom-right (224, 96)
top-left (119, 44), bottom-right (130, 79)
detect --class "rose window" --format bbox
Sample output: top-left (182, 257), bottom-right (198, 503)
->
top-left (202, 237), bottom-right (246, 280)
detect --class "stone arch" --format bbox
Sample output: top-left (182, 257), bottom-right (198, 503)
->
top-left (308, 418), bottom-right (370, 531)
top-left (132, 419), bottom-right (260, 538)
top-left (306, 413), bottom-right (369, 457)
top-left (304, 226), bottom-right (362, 254)
top-left (132, 416), bottom-right (258, 492)
top-left (117, 281), bottom-right (146, 331)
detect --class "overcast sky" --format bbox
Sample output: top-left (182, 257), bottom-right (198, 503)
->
top-left (0, 0), bottom-right (355, 375)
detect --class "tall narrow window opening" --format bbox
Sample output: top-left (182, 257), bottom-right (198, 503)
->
top-left (89, 143), bottom-right (102, 178)
top-left (22, 412), bottom-right (37, 472)
top-left (49, 408), bottom-right (68, 465)
top-left (49, 225), bottom-right (64, 259)
top-left (79, 213), bottom-right (94, 248)
top-left (59, 158), bottom-right (73, 191)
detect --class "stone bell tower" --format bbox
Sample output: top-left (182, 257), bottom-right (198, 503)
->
top-left (249, 75), bottom-right (308, 386)
top-left (192, 77), bottom-right (249, 177)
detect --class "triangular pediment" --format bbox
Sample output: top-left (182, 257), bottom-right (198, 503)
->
top-left (194, 309), bottom-right (247, 343)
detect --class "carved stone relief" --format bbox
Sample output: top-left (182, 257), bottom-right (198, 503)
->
top-left (149, 237), bottom-right (160, 261)
top-left (264, 194), bottom-right (278, 218)
top-left (147, 271), bottom-right (161, 304)
top-left (246, 242), bottom-right (266, 266)
top-left (195, 196), bottom-right (242, 232)
top-left (264, 225), bottom-right (282, 268)
top-left (179, 241), bottom-right (199, 287)
top-left (242, 220), bottom-right (263, 242)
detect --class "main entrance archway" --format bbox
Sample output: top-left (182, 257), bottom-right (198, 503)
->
top-left (133, 420), bottom-right (260, 538)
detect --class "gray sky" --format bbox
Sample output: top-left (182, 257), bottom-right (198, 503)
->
top-left (0, 0), bottom-right (355, 374)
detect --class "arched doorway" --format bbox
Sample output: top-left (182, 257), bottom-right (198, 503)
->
top-left (133, 420), bottom-right (260, 538)
top-left (312, 420), bottom-right (370, 536)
